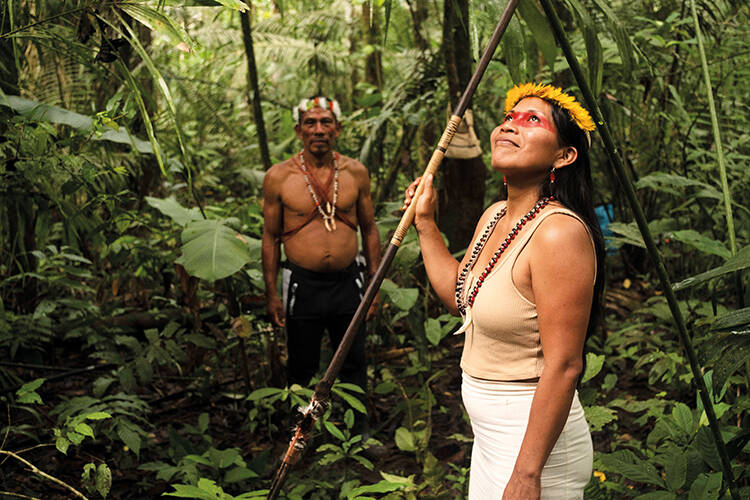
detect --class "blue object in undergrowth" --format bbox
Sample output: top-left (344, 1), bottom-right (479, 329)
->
top-left (595, 204), bottom-right (617, 254)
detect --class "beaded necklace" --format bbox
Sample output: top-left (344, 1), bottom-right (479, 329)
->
top-left (298, 151), bottom-right (339, 232)
top-left (455, 196), bottom-right (554, 316)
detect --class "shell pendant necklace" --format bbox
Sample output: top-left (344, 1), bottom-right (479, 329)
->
top-left (298, 151), bottom-right (339, 232)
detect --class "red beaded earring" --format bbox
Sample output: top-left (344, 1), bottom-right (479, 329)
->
top-left (550, 167), bottom-right (556, 184)
top-left (503, 175), bottom-right (507, 187)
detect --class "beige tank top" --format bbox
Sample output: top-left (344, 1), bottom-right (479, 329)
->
top-left (457, 203), bottom-right (596, 381)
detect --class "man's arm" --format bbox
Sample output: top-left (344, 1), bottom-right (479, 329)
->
top-left (354, 162), bottom-right (382, 319)
top-left (261, 167), bottom-right (286, 327)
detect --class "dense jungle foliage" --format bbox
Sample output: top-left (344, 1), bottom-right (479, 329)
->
top-left (1, 0), bottom-right (749, 498)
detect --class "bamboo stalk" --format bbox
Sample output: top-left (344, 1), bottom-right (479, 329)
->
top-left (537, 1), bottom-right (740, 499)
top-left (688, 0), bottom-right (743, 309)
top-left (265, 2), bottom-right (520, 497)
top-left (689, 0), bottom-right (736, 256)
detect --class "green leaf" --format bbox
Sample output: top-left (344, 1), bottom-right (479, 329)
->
top-left (383, 0), bottom-right (392, 45)
top-left (673, 245), bottom-right (750, 291)
top-left (694, 426), bottom-right (720, 471)
top-left (85, 411), bottom-right (112, 421)
top-left (247, 387), bottom-right (283, 401)
top-left (118, 4), bottom-right (195, 51)
top-left (332, 387), bottom-right (366, 415)
top-left (599, 449), bottom-right (666, 487)
top-left (707, 307), bottom-right (750, 331)
top-left (351, 453), bottom-right (375, 471)
top-left (208, 447), bottom-right (241, 469)
top-left (709, 334), bottom-right (750, 396)
top-left (145, 196), bottom-right (202, 227)
top-left (224, 466), bottom-right (259, 483)
top-left (96, 463), bottom-right (112, 499)
top-left (608, 221), bottom-right (647, 249)
top-left (135, 356), bottom-right (152, 384)
top-left (118, 424), bottom-right (141, 457)
top-left (119, 366), bottom-right (136, 393)
top-left (502, 15), bottom-right (525, 84)
top-left (346, 480), bottom-right (406, 498)
top-left (198, 413), bottom-right (209, 433)
top-left (75, 422), bottom-right (95, 439)
top-left (16, 378), bottom-right (45, 404)
top-left (324, 420), bottom-right (345, 441)
top-left (163, 484), bottom-right (216, 498)
top-left (581, 353), bottom-right (605, 383)
top-left (590, 0), bottom-right (635, 75)
top-left (635, 172), bottom-right (718, 196)
top-left (110, 12), bottom-right (191, 175)
top-left (82, 463), bottom-right (95, 485)
top-left (176, 219), bottom-right (253, 282)
top-left (667, 230), bottom-right (731, 259)
top-left (184, 332), bottom-right (217, 349)
top-left (664, 450), bottom-right (687, 491)
top-left (0, 95), bottom-right (156, 154)
top-left (672, 402), bottom-right (694, 436)
top-left (583, 405), bottom-right (617, 432)
top-left (566, 0), bottom-right (602, 95)
top-left (394, 427), bottom-right (417, 452)
top-left (333, 383), bottom-right (365, 394)
top-left (56, 436), bottom-right (70, 454)
top-left (93, 377), bottom-right (115, 398)
top-left (380, 279), bottom-right (419, 311)
top-left (633, 492), bottom-right (676, 500)
top-left (68, 431), bottom-right (85, 444)
top-left (689, 472), bottom-right (722, 500)
top-left (424, 318), bottom-right (443, 346)
top-left (518, 0), bottom-right (557, 72)
top-left (214, 0), bottom-right (249, 11)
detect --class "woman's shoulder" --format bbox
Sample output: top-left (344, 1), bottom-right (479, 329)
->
top-left (533, 208), bottom-right (593, 255)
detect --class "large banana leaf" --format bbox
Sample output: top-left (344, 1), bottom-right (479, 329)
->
top-left (175, 219), bottom-right (255, 282)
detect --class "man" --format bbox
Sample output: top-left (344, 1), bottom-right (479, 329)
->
top-left (262, 96), bottom-right (381, 397)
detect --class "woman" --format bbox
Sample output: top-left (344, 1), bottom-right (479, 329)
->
top-left (403, 83), bottom-right (605, 499)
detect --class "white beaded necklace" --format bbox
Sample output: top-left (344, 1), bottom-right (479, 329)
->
top-left (298, 151), bottom-right (339, 232)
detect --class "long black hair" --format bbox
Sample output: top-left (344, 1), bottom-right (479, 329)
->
top-left (541, 102), bottom-right (606, 371)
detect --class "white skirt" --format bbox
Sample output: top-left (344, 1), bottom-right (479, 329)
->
top-left (461, 372), bottom-right (593, 499)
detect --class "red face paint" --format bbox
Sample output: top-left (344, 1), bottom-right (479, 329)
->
top-left (504, 111), bottom-right (555, 132)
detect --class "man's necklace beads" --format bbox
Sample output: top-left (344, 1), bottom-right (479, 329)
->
top-left (455, 196), bottom-right (555, 315)
top-left (298, 151), bottom-right (338, 232)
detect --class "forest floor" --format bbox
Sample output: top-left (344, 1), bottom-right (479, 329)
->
top-left (0, 279), bottom-right (655, 499)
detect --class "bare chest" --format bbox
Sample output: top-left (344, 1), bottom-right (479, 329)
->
top-left (281, 169), bottom-right (359, 216)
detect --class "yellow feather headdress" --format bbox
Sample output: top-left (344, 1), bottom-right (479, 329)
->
top-left (505, 82), bottom-right (596, 132)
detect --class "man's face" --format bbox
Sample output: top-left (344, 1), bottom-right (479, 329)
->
top-left (295, 107), bottom-right (341, 157)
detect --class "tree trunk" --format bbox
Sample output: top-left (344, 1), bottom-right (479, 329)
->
top-left (439, 0), bottom-right (486, 253)
top-left (374, 124), bottom-right (417, 205)
top-left (0, 2), bottom-right (19, 95)
top-left (240, 7), bottom-right (272, 170)
top-left (406, 0), bottom-right (429, 53)
top-left (362, 2), bottom-right (383, 91)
